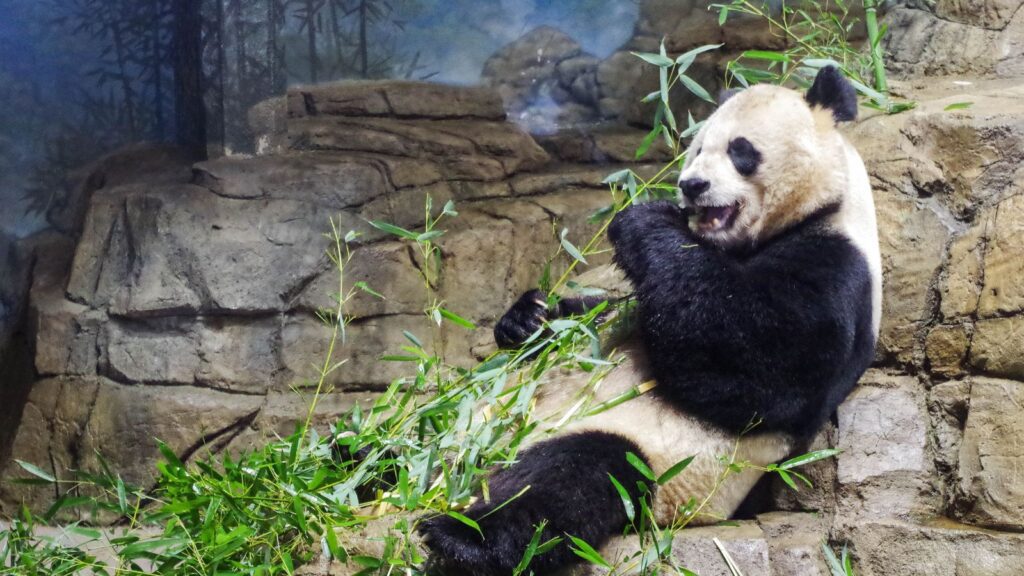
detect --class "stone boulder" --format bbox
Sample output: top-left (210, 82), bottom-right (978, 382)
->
top-left (0, 81), bottom-right (667, 513)
top-left (481, 26), bottom-right (600, 132)
top-left (885, 1), bottom-right (1024, 78)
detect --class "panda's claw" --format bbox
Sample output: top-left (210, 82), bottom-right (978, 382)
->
top-left (495, 289), bottom-right (550, 349)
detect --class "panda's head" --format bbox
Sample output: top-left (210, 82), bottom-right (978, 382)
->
top-left (678, 66), bottom-right (859, 250)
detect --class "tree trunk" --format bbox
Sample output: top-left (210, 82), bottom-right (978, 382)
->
top-left (267, 0), bottom-right (280, 91)
top-left (111, 19), bottom-right (138, 138)
top-left (151, 0), bottom-right (165, 140)
top-left (173, 0), bottom-right (208, 159)
top-left (358, 0), bottom-right (368, 78)
top-left (306, 0), bottom-right (319, 83)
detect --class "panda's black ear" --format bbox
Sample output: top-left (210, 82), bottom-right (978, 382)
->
top-left (805, 66), bottom-right (858, 123)
top-left (718, 88), bottom-right (741, 106)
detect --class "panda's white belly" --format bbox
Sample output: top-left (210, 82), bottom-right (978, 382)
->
top-left (524, 343), bottom-right (793, 527)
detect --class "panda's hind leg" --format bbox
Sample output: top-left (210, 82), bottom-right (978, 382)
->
top-left (419, 431), bottom-right (651, 576)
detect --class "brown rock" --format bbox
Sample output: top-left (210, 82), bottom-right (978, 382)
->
top-left (933, 0), bottom-right (1023, 29)
top-left (957, 377), bottom-right (1024, 529)
top-left (756, 512), bottom-right (831, 576)
top-left (482, 27), bottom-right (584, 114)
top-left (979, 194), bottom-right (1024, 317)
top-left (925, 324), bottom-right (970, 377)
top-left (844, 519), bottom-right (1024, 576)
top-left (835, 371), bottom-right (938, 522)
top-left (969, 316), bottom-right (1024, 379)
top-left (0, 377), bottom-right (263, 514)
top-left (940, 222), bottom-right (986, 319)
top-left (873, 188), bottom-right (948, 365)
top-left (291, 80), bottom-right (505, 120)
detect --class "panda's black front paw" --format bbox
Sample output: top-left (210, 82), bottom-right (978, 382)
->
top-left (421, 511), bottom-right (538, 576)
top-left (494, 289), bottom-right (549, 349)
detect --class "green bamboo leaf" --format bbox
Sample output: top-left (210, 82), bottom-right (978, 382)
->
top-left (719, 7), bottom-right (729, 25)
top-left (354, 281), bottom-right (385, 299)
top-left (602, 169), bottom-right (633, 185)
top-left (678, 73), bottom-right (715, 103)
top-left (626, 452), bottom-right (656, 481)
top-left (568, 535), bottom-right (611, 568)
top-left (741, 50), bottom-right (790, 62)
top-left (15, 460), bottom-right (55, 483)
top-left (447, 511), bottom-right (484, 539)
top-left (559, 228), bottom-right (588, 265)
top-left (416, 230), bottom-right (445, 242)
top-left (632, 51), bottom-right (674, 67)
top-left (607, 473), bottom-right (635, 521)
top-left (438, 308), bottom-right (476, 329)
top-left (944, 101), bottom-right (973, 111)
top-left (368, 220), bottom-right (419, 240)
top-left (636, 124), bottom-right (664, 159)
top-left (675, 43), bottom-right (723, 70)
top-left (657, 455), bottom-right (695, 485)
top-left (777, 469), bottom-right (799, 491)
top-left (779, 448), bottom-right (841, 470)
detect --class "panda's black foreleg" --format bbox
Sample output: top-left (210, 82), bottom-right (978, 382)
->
top-left (494, 289), bottom-right (609, 350)
top-left (607, 201), bottom-right (691, 285)
top-left (419, 431), bottom-right (651, 576)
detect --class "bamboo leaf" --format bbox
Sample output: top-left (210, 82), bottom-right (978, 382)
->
top-left (779, 448), bottom-right (841, 470)
top-left (15, 460), bottom-right (55, 483)
top-left (632, 51), bottom-right (674, 67)
top-left (626, 452), bottom-right (656, 481)
top-left (438, 308), bottom-right (476, 329)
top-left (368, 220), bottom-right (418, 240)
top-left (559, 228), bottom-right (588, 265)
top-left (446, 511), bottom-right (484, 539)
top-left (607, 473), bottom-right (635, 521)
top-left (678, 73), bottom-right (715, 103)
top-left (657, 455), bottom-right (695, 485)
top-left (568, 535), bottom-right (611, 568)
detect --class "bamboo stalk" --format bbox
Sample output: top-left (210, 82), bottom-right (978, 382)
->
top-left (863, 0), bottom-right (888, 94)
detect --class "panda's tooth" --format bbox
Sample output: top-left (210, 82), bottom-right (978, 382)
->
top-left (711, 217), bottom-right (721, 228)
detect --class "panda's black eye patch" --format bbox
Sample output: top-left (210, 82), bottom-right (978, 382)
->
top-left (727, 137), bottom-right (761, 176)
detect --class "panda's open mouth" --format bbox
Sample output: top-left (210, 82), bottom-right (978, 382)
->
top-left (692, 202), bottom-right (740, 233)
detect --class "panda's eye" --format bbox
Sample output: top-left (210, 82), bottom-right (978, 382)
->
top-left (727, 137), bottom-right (762, 176)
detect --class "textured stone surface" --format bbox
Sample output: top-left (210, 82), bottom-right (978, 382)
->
top-left (845, 520), bottom-right (1024, 576)
top-left (957, 378), bottom-right (1024, 529)
top-left (885, 4), bottom-right (1024, 78)
top-left (834, 372), bottom-right (939, 525)
top-left (969, 316), bottom-right (1024, 379)
top-left (0, 377), bottom-right (264, 513)
top-left (757, 512), bottom-right (831, 576)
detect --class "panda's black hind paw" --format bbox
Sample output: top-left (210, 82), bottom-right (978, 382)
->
top-left (494, 289), bottom-right (549, 349)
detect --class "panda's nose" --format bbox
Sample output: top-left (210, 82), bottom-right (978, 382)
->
top-left (679, 178), bottom-right (710, 201)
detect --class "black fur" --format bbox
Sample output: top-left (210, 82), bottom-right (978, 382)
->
top-left (805, 65), bottom-right (858, 123)
top-left (727, 137), bottom-right (762, 176)
top-left (608, 200), bottom-right (875, 436)
top-left (419, 432), bottom-right (651, 576)
top-left (494, 290), bottom-right (608, 349)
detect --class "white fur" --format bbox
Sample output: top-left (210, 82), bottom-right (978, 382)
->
top-left (525, 345), bottom-right (792, 526)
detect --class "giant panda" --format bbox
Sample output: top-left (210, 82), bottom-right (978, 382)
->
top-left (419, 66), bottom-right (882, 576)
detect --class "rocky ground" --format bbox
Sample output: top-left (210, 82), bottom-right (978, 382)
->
top-left (2, 0), bottom-right (1024, 574)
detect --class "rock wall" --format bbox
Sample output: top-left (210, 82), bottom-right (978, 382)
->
top-left (0, 80), bottom-right (669, 513)
top-left (3, 1), bottom-right (1024, 574)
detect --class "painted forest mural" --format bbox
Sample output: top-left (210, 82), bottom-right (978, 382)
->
top-left (0, 0), bottom-right (638, 237)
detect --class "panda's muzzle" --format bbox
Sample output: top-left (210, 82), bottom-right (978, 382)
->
top-left (689, 201), bottom-right (740, 233)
